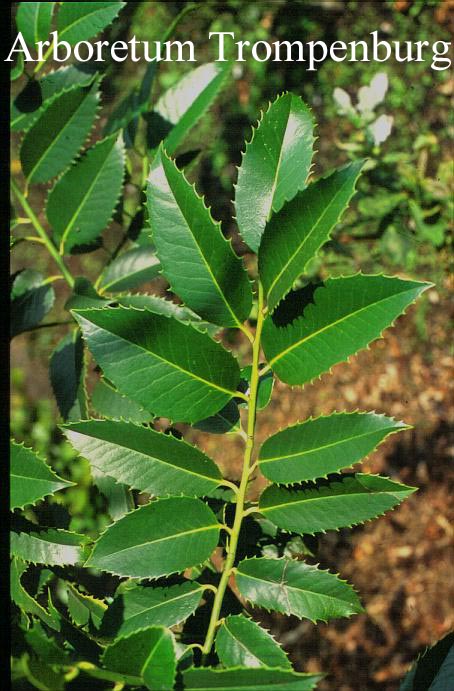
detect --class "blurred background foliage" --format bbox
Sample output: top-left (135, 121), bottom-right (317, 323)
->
top-left (11, 1), bottom-right (453, 688)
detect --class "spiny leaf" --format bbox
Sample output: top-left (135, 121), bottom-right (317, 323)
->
top-left (46, 134), bottom-right (125, 255)
top-left (262, 274), bottom-right (432, 386)
top-left (57, 1), bottom-right (125, 44)
top-left (11, 269), bottom-right (55, 338)
top-left (85, 497), bottom-right (220, 579)
top-left (259, 412), bottom-right (409, 484)
top-left (97, 246), bottom-right (160, 293)
top-left (63, 419), bottom-right (222, 497)
top-left (66, 583), bottom-right (107, 631)
top-left (236, 557), bottom-right (363, 622)
top-left (91, 377), bottom-right (153, 423)
top-left (16, 2), bottom-right (55, 47)
top-left (91, 470), bottom-right (134, 522)
top-left (64, 277), bottom-right (114, 311)
top-left (147, 148), bottom-right (252, 327)
top-left (240, 366), bottom-right (274, 410)
top-left (12, 65), bottom-right (97, 132)
top-left (10, 440), bottom-right (73, 510)
top-left (400, 632), bottom-right (454, 691)
top-left (24, 620), bottom-right (70, 666)
top-left (259, 474), bottom-right (416, 534)
top-left (182, 666), bottom-right (322, 690)
top-left (101, 626), bottom-right (176, 691)
top-left (11, 520), bottom-right (87, 566)
top-left (114, 294), bottom-right (218, 335)
top-left (73, 306), bottom-right (241, 424)
top-left (235, 92), bottom-right (315, 253)
top-left (20, 80), bottom-right (100, 184)
top-left (259, 161), bottom-right (364, 311)
top-left (11, 558), bottom-right (59, 630)
top-left (215, 614), bottom-right (291, 669)
top-left (101, 581), bottom-right (206, 639)
top-left (49, 329), bottom-right (87, 421)
top-left (153, 62), bottom-right (230, 156)
top-left (193, 399), bottom-right (240, 435)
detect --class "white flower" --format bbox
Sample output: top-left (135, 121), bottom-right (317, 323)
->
top-left (369, 114), bottom-right (394, 146)
top-left (357, 72), bottom-right (389, 114)
top-left (333, 87), bottom-right (353, 113)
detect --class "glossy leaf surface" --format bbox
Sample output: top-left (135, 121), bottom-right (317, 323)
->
top-left (235, 93), bottom-right (315, 252)
top-left (63, 419), bottom-right (222, 497)
top-left (148, 149), bottom-right (252, 327)
top-left (11, 521), bottom-right (86, 566)
top-left (183, 666), bottom-right (322, 690)
top-left (91, 378), bottom-right (153, 423)
top-left (262, 275), bottom-right (431, 386)
top-left (97, 247), bottom-right (160, 293)
top-left (16, 2), bottom-right (55, 46)
top-left (85, 497), bottom-right (220, 579)
top-left (11, 441), bottom-right (72, 510)
top-left (259, 412), bottom-right (408, 484)
top-left (57, 1), bottom-right (125, 44)
top-left (216, 614), bottom-right (291, 669)
top-left (236, 558), bottom-right (362, 622)
top-left (11, 269), bottom-right (55, 338)
top-left (73, 306), bottom-right (241, 423)
top-left (259, 474), bottom-right (416, 534)
top-left (49, 330), bottom-right (87, 421)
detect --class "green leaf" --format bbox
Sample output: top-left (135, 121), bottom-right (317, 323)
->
top-left (46, 134), bottom-right (125, 254)
top-left (63, 419), bottom-right (222, 497)
top-left (182, 666), bottom-right (322, 690)
top-left (259, 161), bottom-right (364, 311)
top-left (241, 366), bottom-right (274, 410)
top-left (20, 80), bottom-right (100, 184)
top-left (91, 377), bottom-right (153, 423)
top-left (97, 247), bottom-right (160, 293)
top-left (259, 474), bottom-right (416, 534)
top-left (11, 558), bottom-right (59, 630)
top-left (11, 269), bottom-right (55, 338)
top-left (101, 582), bottom-right (205, 639)
top-left (114, 294), bottom-right (218, 335)
top-left (73, 306), bottom-right (241, 423)
top-left (24, 621), bottom-right (70, 666)
top-left (101, 627), bottom-right (176, 691)
top-left (64, 277), bottom-right (113, 311)
top-left (16, 2), bottom-right (55, 46)
top-left (91, 470), bottom-right (134, 521)
top-left (85, 496), bottom-right (220, 579)
top-left (262, 274), bottom-right (431, 386)
top-left (194, 400), bottom-right (240, 435)
top-left (57, 1), bottom-right (125, 44)
top-left (49, 329), bottom-right (87, 421)
top-left (259, 412), bottom-right (408, 484)
top-left (22, 654), bottom-right (65, 690)
top-left (11, 521), bottom-right (87, 566)
top-left (153, 62), bottom-right (230, 156)
top-left (216, 614), bottom-right (291, 669)
top-left (236, 557), bottom-right (363, 622)
top-left (66, 583), bottom-right (107, 630)
top-left (235, 93), bottom-right (315, 253)
top-left (10, 440), bottom-right (73, 510)
top-left (400, 632), bottom-right (454, 691)
top-left (147, 148), bottom-right (252, 327)
top-left (11, 65), bottom-right (96, 132)
top-left (104, 62), bottom-right (156, 144)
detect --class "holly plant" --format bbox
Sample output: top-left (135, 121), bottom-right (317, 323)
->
top-left (10, 3), bottom-right (432, 690)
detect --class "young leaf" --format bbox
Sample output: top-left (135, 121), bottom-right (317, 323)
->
top-left (16, 2), bottom-right (55, 46)
top-left (11, 522), bottom-right (87, 566)
top-left (235, 93), bottom-right (315, 252)
top-left (73, 306), bottom-right (241, 423)
top-left (101, 626), bottom-right (176, 691)
top-left (91, 377), bottom-right (153, 423)
top-left (259, 474), bottom-right (416, 534)
top-left (259, 412), bottom-right (409, 484)
top-left (11, 269), bottom-right (55, 338)
top-left (11, 65), bottom-right (97, 132)
top-left (63, 419), bottom-right (223, 497)
top-left (10, 440), bottom-right (73, 510)
top-left (259, 161), bottom-right (364, 311)
top-left (182, 666), bottom-right (322, 690)
top-left (66, 583), bottom-right (107, 631)
top-left (262, 275), bottom-right (431, 386)
top-left (46, 134), bottom-right (125, 255)
top-left (57, 1), bottom-right (125, 44)
top-left (215, 614), bottom-right (291, 669)
top-left (20, 80), bottom-right (100, 184)
top-left (85, 497), bottom-right (220, 579)
top-left (97, 247), bottom-right (160, 293)
top-left (101, 582), bottom-right (205, 639)
top-left (49, 329), bottom-right (87, 421)
top-left (147, 149), bottom-right (252, 327)
top-left (236, 557), bottom-right (363, 622)
top-left (153, 62), bottom-right (230, 155)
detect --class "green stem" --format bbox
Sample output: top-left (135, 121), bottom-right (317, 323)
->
top-left (201, 283), bottom-right (265, 658)
top-left (33, 40), bottom-right (55, 75)
top-left (11, 180), bottom-right (75, 288)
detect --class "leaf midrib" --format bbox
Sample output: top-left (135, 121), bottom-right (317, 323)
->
top-left (123, 585), bottom-right (203, 624)
top-left (222, 620), bottom-right (265, 666)
top-left (59, 3), bottom-right (117, 41)
top-left (269, 285), bottom-right (418, 368)
top-left (259, 426), bottom-right (396, 464)
top-left (261, 487), bottom-right (407, 513)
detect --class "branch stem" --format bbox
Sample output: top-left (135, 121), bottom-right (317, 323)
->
top-left (201, 283), bottom-right (265, 659)
top-left (11, 180), bottom-right (75, 288)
